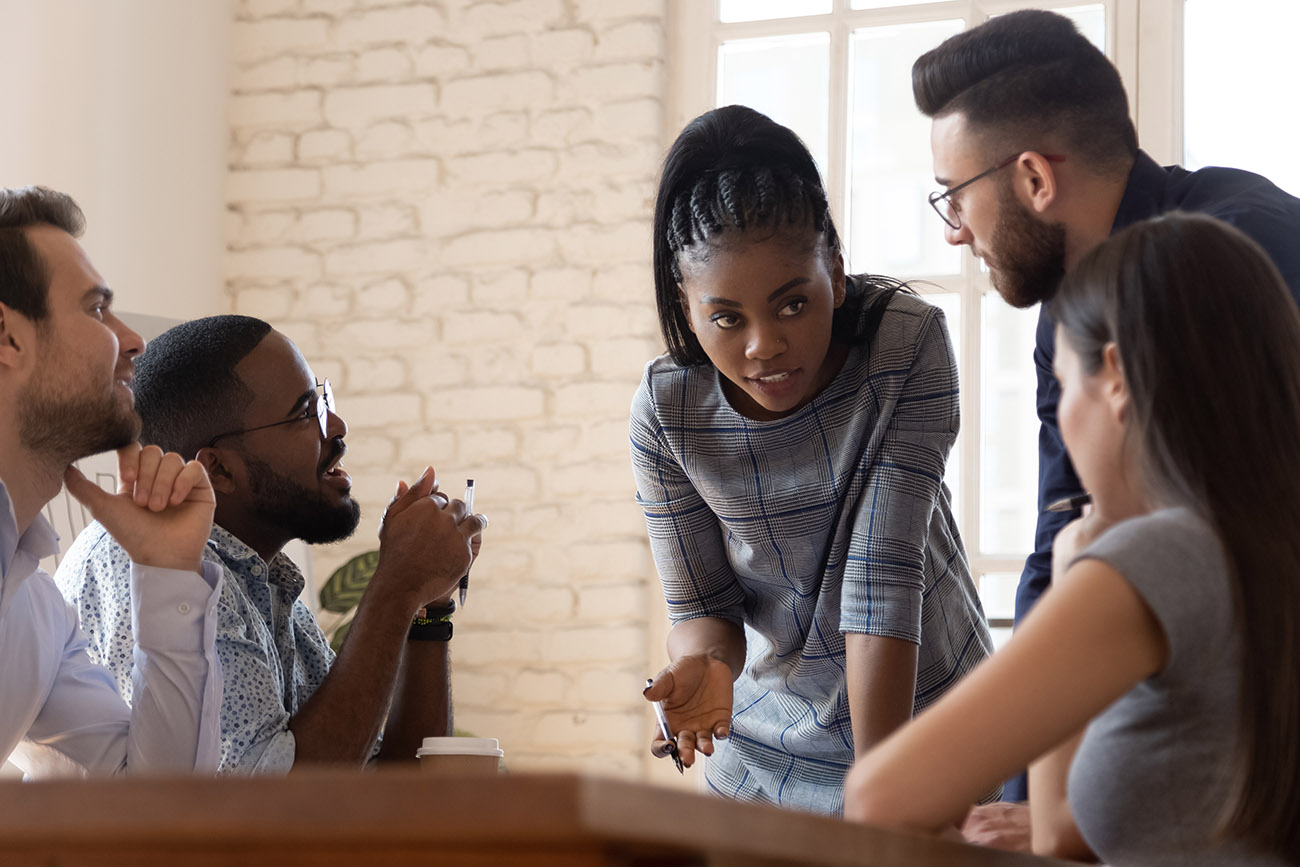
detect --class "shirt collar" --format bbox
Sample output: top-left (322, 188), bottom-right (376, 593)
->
top-left (1111, 150), bottom-right (1171, 232)
top-left (0, 474), bottom-right (60, 589)
top-left (208, 523), bottom-right (305, 596)
top-left (209, 523), bottom-right (265, 566)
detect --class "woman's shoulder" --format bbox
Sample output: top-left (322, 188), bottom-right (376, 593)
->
top-left (633, 353), bottom-right (725, 427)
top-left (878, 289), bottom-right (948, 340)
top-left (842, 280), bottom-right (948, 350)
top-left (1080, 507), bottom-right (1230, 632)
top-left (836, 283), bottom-right (954, 385)
top-left (642, 351), bottom-right (692, 380)
top-left (1087, 507), bottom-right (1220, 563)
top-left (638, 353), bottom-right (707, 401)
top-left (881, 286), bottom-right (943, 317)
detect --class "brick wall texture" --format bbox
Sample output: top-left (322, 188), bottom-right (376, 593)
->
top-left (228, 0), bottom-right (671, 779)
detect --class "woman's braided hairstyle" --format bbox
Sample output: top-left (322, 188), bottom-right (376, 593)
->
top-left (653, 105), bottom-right (906, 366)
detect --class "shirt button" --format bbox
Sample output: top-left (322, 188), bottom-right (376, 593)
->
top-left (251, 564), bottom-right (263, 576)
top-left (178, 602), bottom-right (192, 615)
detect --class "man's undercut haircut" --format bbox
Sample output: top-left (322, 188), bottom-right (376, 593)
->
top-left (0, 186), bottom-right (86, 321)
top-left (132, 315), bottom-right (274, 459)
top-left (912, 10), bottom-right (1137, 175)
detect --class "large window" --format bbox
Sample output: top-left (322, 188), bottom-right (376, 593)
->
top-left (670, 1), bottom-right (1141, 646)
top-left (1184, 0), bottom-right (1299, 196)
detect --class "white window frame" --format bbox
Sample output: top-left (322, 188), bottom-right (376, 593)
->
top-left (664, 0), bottom-right (1184, 630)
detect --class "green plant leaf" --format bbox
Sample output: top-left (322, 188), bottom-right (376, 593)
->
top-left (319, 550), bottom-right (380, 613)
top-left (329, 617), bottom-right (352, 654)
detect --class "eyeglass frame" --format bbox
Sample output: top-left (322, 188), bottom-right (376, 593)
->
top-left (206, 379), bottom-right (335, 448)
top-left (928, 152), bottom-right (1066, 230)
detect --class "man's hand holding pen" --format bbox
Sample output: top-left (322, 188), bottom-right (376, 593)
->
top-left (373, 466), bottom-right (487, 615)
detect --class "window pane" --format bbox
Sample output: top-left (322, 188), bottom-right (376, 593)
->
top-left (920, 291), bottom-right (961, 518)
top-left (978, 572), bottom-right (1016, 650)
top-left (1185, 0), bottom-right (1300, 195)
top-left (977, 572), bottom-right (1018, 622)
top-left (851, 0), bottom-right (950, 8)
top-left (979, 295), bottom-right (1039, 555)
top-left (720, 0), bottom-right (831, 23)
top-left (989, 4), bottom-right (1104, 52)
top-left (719, 33), bottom-right (830, 174)
top-left (846, 19), bottom-right (963, 278)
top-left (1057, 4), bottom-right (1105, 51)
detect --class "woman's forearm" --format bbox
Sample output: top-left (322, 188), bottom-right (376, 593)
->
top-left (845, 633), bottom-right (919, 760)
top-left (1028, 731), bottom-right (1094, 859)
top-left (666, 616), bottom-right (746, 678)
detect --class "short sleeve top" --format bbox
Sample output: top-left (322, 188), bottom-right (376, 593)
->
top-left (1069, 508), bottom-right (1289, 866)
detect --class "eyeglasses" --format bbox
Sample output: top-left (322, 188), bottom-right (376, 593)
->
top-left (928, 153), bottom-right (1066, 230)
top-left (207, 379), bottom-right (334, 447)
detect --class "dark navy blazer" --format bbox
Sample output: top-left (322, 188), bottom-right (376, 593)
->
top-left (1004, 151), bottom-right (1300, 804)
top-left (1020, 151), bottom-right (1300, 624)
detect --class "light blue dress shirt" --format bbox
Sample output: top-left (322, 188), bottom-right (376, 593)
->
top-left (0, 476), bottom-right (222, 776)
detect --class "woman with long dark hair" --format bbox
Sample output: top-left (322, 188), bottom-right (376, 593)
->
top-left (632, 105), bottom-right (994, 814)
top-left (846, 212), bottom-right (1300, 865)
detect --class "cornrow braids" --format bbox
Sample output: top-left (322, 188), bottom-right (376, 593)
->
top-left (665, 164), bottom-right (833, 283)
top-left (652, 105), bottom-right (902, 367)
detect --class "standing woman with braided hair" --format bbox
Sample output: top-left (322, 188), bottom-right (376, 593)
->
top-left (633, 105), bottom-right (994, 815)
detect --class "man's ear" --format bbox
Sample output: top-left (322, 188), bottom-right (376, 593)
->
top-left (1015, 151), bottom-right (1060, 216)
top-left (677, 285), bottom-right (695, 334)
top-left (0, 301), bottom-right (35, 371)
top-left (196, 446), bottom-right (239, 496)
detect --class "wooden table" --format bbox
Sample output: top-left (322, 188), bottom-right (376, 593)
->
top-left (0, 771), bottom-right (1076, 866)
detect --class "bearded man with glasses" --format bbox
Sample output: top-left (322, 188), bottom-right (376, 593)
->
top-left (56, 315), bottom-right (485, 773)
top-left (908, 7), bottom-right (1300, 851)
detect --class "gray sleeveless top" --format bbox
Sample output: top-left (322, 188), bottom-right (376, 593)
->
top-left (1068, 508), bottom-right (1289, 866)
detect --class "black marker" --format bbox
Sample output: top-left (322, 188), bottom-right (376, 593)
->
top-left (645, 678), bottom-right (685, 774)
top-left (1046, 493), bottom-right (1092, 513)
top-left (459, 479), bottom-right (474, 606)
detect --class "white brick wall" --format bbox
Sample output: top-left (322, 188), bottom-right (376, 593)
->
top-left (228, 0), bottom-right (671, 780)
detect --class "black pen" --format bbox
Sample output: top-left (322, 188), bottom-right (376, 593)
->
top-left (1046, 493), bottom-right (1092, 512)
top-left (459, 479), bottom-right (474, 607)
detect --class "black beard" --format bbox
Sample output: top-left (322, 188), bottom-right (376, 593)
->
top-left (988, 180), bottom-right (1068, 308)
top-left (242, 449), bottom-right (361, 546)
top-left (17, 374), bottom-right (140, 464)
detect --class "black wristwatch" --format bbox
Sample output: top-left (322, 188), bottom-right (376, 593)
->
top-left (408, 602), bottom-right (455, 642)
top-left (407, 618), bottom-right (452, 642)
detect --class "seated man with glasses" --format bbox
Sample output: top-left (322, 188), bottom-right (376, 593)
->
top-left (55, 315), bottom-right (485, 773)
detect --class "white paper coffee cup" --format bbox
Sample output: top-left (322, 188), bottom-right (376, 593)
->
top-left (416, 737), bottom-right (503, 776)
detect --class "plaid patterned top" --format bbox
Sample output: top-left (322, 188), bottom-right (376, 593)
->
top-left (631, 291), bottom-right (993, 815)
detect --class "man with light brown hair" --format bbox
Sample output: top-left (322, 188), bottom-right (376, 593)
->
top-left (0, 185), bottom-right (223, 776)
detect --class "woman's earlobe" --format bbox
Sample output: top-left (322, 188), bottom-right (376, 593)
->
top-left (1102, 342), bottom-right (1129, 418)
top-left (832, 254), bottom-right (847, 307)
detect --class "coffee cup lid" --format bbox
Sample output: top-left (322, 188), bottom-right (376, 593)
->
top-left (416, 737), bottom-right (503, 758)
